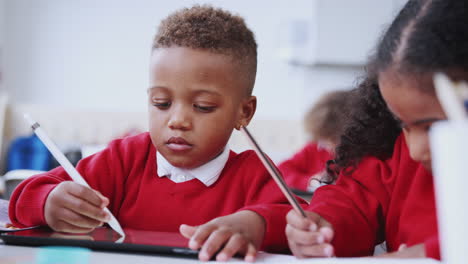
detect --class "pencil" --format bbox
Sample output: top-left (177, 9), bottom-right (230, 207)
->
top-left (240, 126), bottom-right (307, 217)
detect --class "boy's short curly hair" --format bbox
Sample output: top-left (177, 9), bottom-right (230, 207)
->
top-left (153, 5), bottom-right (257, 94)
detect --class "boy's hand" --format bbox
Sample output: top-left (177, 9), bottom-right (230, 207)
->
top-left (285, 209), bottom-right (334, 258)
top-left (44, 181), bottom-right (110, 233)
top-left (179, 210), bottom-right (265, 262)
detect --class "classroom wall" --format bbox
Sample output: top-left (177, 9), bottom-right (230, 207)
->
top-left (2, 0), bottom-right (406, 120)
top-left (0, 0), bottom-right (4, 46)
top-left (0, 0), bottom-right (5, 91)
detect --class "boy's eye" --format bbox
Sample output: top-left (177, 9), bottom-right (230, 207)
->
top-left (152, 100), bottom-right (171, 109)
top-left (193, 104), bottom-right (216, 113)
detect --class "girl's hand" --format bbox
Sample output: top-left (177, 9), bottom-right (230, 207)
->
top-left (179, 210), bottom-right (265, 262)
top-left (377, 243), bottom-right (426, 258)
top-left (44, 181), bottom-right (110, 233)
top-left (307, 172), bottom-right (327, 192)
top-left (285, 209), bottom-right (334, 258)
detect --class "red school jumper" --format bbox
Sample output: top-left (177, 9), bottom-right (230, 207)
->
top-left (9, 133), bottom-right (298, 252)
top-left (309, 134), bottom-right (440, 259)
top-left (278, 142), bottom-right (332, 191)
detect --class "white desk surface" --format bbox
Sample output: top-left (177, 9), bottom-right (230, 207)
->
top-left (0, 242), bottom-right (439, 264)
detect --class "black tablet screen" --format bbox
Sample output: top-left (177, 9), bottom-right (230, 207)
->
top-left (0, 227), bottom-right (198, 257)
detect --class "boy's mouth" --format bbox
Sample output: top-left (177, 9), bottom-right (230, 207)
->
top-left (166, 137), bottom-right (193, 151)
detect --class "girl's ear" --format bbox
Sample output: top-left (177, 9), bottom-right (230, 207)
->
top-left (236, 96), bottom-right (257, 130)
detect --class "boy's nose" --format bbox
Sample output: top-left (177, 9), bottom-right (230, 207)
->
top-left (168, 108), bottom-right (191, 130)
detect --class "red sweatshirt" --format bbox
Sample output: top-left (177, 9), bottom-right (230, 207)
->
top-left (309, 134), bottom-right (440, 259)
top-left (278, 142), bottom-right (332, 191)
top-left (9, 133), bottom-right (298, 252)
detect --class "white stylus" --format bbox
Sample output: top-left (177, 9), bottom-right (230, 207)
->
top-left (23, 114), bottom-right (125, 238)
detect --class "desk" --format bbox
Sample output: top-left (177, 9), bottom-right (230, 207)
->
top-left (0, 200), bottom-right (438, 263)
top-left (2, 243), bottom-right (290, 263)
top-left (0, 242), bottom-right (439, 264)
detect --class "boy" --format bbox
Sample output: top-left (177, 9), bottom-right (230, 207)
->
top-left (9, 5), bottom-right (297, 262)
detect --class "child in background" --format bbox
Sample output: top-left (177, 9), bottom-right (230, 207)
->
top-left (278, 90), bottom-right (349, 192)
top-left (9, 6), bottom-right (298, 262)
top-left (286, 0), bottom-right (467, 259)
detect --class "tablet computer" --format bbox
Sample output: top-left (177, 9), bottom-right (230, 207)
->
top-left (0, 227), bottom-right (198, 258)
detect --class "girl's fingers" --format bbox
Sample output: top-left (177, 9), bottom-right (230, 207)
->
top-left (296, 243), bottom-right (334, 258)
top-left (285, 224), bottom-right (325, 245)
top-left (319, 226), bottom-right (334, 243)
top-left (289, 241), bottom-right (306, 259)
top-left (215, 233), bottom-right (247, 261)
top-left (286, 210), bottom-right (312, 230)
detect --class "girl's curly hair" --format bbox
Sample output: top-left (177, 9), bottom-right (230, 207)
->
top-left (329, 74), bottom-right (401, 177)
top-left (329, 0), bottom-right (468, 178)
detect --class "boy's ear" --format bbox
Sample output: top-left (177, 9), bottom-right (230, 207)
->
top-left (236, 96), bottom-right (257, 130)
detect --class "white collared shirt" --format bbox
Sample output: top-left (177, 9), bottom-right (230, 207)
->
top-left (156, 146), bottom-right (230, 187)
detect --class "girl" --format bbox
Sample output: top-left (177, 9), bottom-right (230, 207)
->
top-left (285, 0), bottom-right (467, 260)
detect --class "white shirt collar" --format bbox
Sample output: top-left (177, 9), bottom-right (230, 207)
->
top-left (156, 146), bottom-right (230, 187)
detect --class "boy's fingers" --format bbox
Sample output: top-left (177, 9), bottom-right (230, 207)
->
top-left (179, 224), bottom-right (197, 239)
top-left (286, 210), bottom-right (311, 230)
top-left (189, 224), bottom-right (217, 250)
top-left (215, 233), bottom-right (246, 261)
top-left (198, 229), bottom-right (232, 261)
top-left (285, 224), bottom-right (326, 245)
top-left (297, 243), bottom-right (334, 258)
top-left (93, 190), bottom-right (109, 208)
top-left (65, 182), bottom-right (106, 208)
top-left (53, 220), bottom-right (95, 234)
top-left (244, 243), bottom-right (257, 262)
top-left (60, 208), bottom-right (103, 229)
top-left (61, 193), bottom-right (109, 223)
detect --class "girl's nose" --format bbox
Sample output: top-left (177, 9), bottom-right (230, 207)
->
top-left (407, 131), bottom-right (431, 163)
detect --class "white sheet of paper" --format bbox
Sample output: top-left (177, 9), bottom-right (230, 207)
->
top-left (430, 121), bottom-right (468, 263)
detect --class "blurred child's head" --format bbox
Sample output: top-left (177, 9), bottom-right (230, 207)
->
top-left (335, 0), bottom-right (468, 172)
top-left (304, 90), bottom-right (350, 152)
top-left (148, 5), bottom-right (257, 169)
